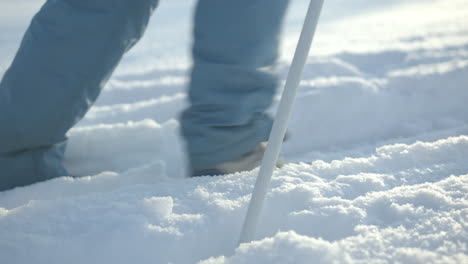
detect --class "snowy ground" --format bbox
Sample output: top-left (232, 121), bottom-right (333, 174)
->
top-left (1, 0), bottom-right (467, 263)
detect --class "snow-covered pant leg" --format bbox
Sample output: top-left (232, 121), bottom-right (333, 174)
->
top-left (180, 0), bottom-right (289, 171)
top-left (0, 0), bottom-right (158, 191)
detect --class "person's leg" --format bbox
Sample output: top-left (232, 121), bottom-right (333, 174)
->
top-left (181, 0), bottom-right (289, 173)
top-left (0, 0), bottom-right (159, 191)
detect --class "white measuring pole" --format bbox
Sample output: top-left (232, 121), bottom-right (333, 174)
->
top-left (238, 0), bottom-right (324, 245)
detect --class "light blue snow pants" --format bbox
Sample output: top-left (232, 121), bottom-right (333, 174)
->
top-left (0, 0), bottom-right (289, 191)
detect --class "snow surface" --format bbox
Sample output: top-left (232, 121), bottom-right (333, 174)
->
top-left (1, 0), bottom-right (467, 263)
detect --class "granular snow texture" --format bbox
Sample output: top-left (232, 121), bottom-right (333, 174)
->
top-left (0, 0), bottom-right (467, 263)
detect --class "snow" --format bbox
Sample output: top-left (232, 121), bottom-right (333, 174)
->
top-left (1, 0), bottom-right (467, 263)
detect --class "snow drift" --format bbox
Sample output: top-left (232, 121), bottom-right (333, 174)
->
top-left (0, 0), bottom-right (467, 263)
